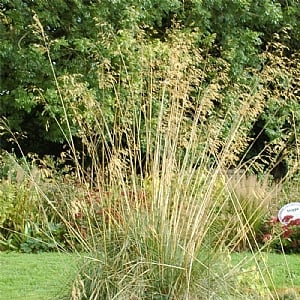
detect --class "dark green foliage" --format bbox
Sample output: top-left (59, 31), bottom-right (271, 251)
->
top-left (0, 0), bottom-right (299, 178)
top-left (19, 222), bottom-right (69, 253)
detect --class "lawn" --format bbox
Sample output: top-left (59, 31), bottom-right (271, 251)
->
top-left (0, 252), bottom-right (79, 300)
top-left (231, 252), bottom-right (300, 298)
top-left (1, 251), bottom-right (300, 299)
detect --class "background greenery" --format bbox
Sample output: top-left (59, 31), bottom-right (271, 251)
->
top-left (1, 0), bottom-right (300, 179)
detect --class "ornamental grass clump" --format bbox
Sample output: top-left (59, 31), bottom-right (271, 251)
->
top-left (67, 44), bottom-right (276, 297)
top-left (220, 173), bottom-right (279, 252)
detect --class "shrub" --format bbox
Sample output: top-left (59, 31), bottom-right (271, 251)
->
top-left (261, 215), bottom-right (300, 254)
top-left (0, 157), bottom-right (40, 250)
top-left (0, 152), bottom-right (80, 252)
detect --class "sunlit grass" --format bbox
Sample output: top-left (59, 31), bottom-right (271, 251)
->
top-left (0, 252), bottom-right (78, 300)
top-left (1, 252), bottom-right (300, 299)
top-left (232, 252), bottom-right (300, 299)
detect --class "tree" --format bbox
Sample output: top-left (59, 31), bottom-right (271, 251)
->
top-left (0, 0), bottom-right (299, 179)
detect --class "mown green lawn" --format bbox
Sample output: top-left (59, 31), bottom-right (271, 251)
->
top-left (1, 251), bottom-right (300, 299)
top-left (231, 252), bottom-right (300, 298)
top-left (0, 252), bottom-right (79, 300)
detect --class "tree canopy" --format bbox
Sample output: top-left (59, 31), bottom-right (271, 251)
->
top-left (1, 0), bottom-right (300, 178)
